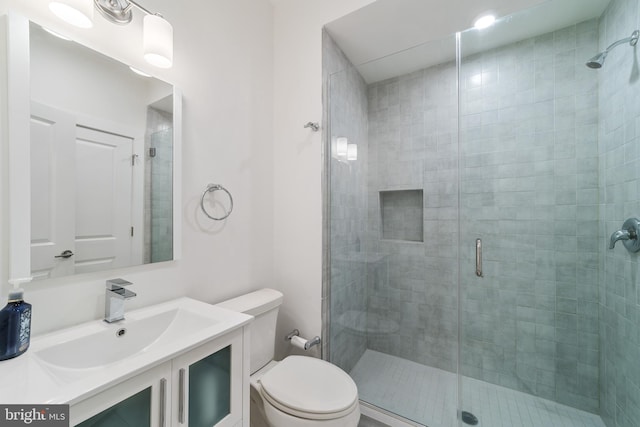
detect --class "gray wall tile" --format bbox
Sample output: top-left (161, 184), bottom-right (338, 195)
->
top-left (599, 0), bottom-right (640, 425)
top-left (459, 19), bottom-right (600, 413)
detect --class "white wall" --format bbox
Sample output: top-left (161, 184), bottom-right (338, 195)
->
top-left (2, 0), bottom-right (274, 336)
top-left (271, 0), bottom-right (375, 359)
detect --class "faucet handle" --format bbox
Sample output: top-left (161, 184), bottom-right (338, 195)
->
top-left (106, 278), bottom-right (133, 290)
top-left (610, 218), bottom-right (640, 252)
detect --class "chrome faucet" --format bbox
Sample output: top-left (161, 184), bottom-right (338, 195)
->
top-left (105, 278), bottom-right (136, 323)
top-left (609, 218), bottom-right (640, 252)
top-left (609, 229), bottom-right (632, 249)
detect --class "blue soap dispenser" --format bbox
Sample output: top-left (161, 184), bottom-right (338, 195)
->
top-left (0, 288), bottom-right (32, 361)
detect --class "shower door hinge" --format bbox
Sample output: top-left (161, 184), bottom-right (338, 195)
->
top-left (149, 147), bottom-right (157, 158)
top-left (131, 226), bottom-right (134, 237)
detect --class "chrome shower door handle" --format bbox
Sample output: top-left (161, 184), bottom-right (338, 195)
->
top-left (476, 239), bottom-right (483, 277)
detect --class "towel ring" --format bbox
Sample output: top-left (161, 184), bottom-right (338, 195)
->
top-left (200, 184), bottom-right (234, 220)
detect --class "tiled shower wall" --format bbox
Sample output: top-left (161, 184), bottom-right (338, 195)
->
top-left (323, 31), bottom-right (370, 373)
top-left (364, 21), bottom-right (601, 412)
top-left (365, 56), bottom-right (460, 373)
top-left (458, 20), bottom-right (600, 412)
top-left (144, 107), bottom-right (173, 264)
top-left (598, 0), bottom-right (640, 425)
top-left (327, 3), bottom-right (640, 419)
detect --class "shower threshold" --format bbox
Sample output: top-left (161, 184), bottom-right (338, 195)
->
top-left (350, 350), bottom-right (604, 427)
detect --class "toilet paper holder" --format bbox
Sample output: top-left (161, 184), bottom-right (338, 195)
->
top-left (285, 329), bottom-right (321, 350)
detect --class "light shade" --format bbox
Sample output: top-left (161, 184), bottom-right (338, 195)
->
top-left (336, 137), bottom-right (348, 157)
top-left (474, 14), bottom-right (496, 30)
top-left (347, 143), bottom-right (358, 161)
top-left (49, 0), bottom-right (94, 28)
top-left (144, 14), bottom-right (173, 68)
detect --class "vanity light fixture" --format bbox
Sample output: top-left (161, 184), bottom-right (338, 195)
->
top-left (49, 0), bottom-right (173, 68)
top-left (143, 14), bottom-right (173, 68)
top-left (473, 13), bottom-right (496, 30)
top-left (49, 0), bottom-right (94, 29)
top-left (347, 143), bottom-right (358, 161)
top-left (336, 137), bottom-right (349, 157)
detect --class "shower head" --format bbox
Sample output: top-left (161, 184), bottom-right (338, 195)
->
top-left (586, 51), bottom-right (608, 69)
top-left (586, 30), bottom-right (639, 69)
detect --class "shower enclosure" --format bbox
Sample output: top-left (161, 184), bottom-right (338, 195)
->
top-left (324, 0), bottom-right (638, 426)
top-left (145, 102), bottom-right (174, 264)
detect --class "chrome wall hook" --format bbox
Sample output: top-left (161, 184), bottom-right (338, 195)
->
top-left (304, 122), bottom-right (319, 132)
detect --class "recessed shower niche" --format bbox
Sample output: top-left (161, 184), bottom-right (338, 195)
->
top-left (379, 189), bottom-right (423, 242)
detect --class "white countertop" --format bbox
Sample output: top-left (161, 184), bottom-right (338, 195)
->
top-left (0, 297), bottom-right (252, 405)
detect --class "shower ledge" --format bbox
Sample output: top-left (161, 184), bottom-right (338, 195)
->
top-left (336, 310), bottom-right (400, 337)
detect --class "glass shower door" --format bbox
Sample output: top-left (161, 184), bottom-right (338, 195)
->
top-left (325, 30), bottom-right (462, 426)
top-left (457, 2), bottom-right (602, 425)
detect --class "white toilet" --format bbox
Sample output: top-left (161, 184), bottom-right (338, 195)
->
top-left (216, 288), bottom-right (360, 427)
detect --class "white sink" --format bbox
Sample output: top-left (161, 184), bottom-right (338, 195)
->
top-left (36, 308), bottom-right (213, 369)
top-left (24, 297), bottom-right (252, 394)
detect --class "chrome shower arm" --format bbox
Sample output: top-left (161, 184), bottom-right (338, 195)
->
top-left (587, 30), bottom-right (640, 68)
top-left (603, 30), bottom-right (639, 53)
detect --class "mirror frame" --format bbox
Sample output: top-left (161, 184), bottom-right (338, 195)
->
top-left (5, 12), bottom-right (182, 286)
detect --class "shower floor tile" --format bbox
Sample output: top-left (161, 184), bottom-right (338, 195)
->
top-left (350, 350), bottom-right (605, 427)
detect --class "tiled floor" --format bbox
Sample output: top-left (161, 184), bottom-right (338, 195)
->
top-left (350, 350), bottom-right (606, 427)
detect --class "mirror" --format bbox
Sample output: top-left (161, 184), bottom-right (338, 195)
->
top-left (26, 21), bottom-right (177, 280)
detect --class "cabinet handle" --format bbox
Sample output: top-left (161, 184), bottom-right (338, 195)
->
top-left (179, 368), bottom-right (185, 424)
top-left (159, 378), bottom-right (167, 427)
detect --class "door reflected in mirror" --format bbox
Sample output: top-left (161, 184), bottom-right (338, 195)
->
top-left (29, 22), bottom-right (174, 280)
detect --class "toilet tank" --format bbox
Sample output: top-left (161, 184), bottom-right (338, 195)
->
top-left (216, 288), bottom-right (283, 374)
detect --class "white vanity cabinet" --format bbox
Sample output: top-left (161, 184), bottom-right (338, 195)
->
top-left (171, 328), bottom-right (244, 427)
top-left (0, 299), bottom-right (251, 427)
top-left (71, 362), bottom-right (171, 427)
top-left (69, 328), bottom-right (247, 427)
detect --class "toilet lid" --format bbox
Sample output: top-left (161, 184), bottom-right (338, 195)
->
top-left (258, 356), bottom-right (358, 420)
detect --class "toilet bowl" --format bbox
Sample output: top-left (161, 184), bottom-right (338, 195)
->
top-left (216, 289), bottom-right (360, 427)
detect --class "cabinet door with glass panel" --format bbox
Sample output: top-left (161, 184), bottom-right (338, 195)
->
top-left (71, 362), bottom-right (172, 427)
top-left (171, 329), bottom-right (244, 427)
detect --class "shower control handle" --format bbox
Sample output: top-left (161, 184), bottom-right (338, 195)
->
top-left (609, 218), bottom-right (640, 252)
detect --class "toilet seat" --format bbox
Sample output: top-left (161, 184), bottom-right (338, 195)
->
top-left (258, 356), bottom-right (359, 420)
